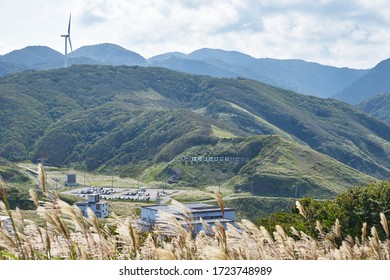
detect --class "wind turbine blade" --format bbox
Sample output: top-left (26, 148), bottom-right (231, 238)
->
top-left (68, 37), bottom-right (73, 52)
top-left (68, 13), bottom-right (72, 35)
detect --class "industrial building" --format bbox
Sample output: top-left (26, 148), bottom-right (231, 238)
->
top-left (140, 203), bottom-right (236, 234)
top-left (75, 194), bottom-right (109, 218)
top-left (65, 174), bottom-right (79, 186)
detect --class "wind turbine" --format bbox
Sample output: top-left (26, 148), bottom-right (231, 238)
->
top-left (61, 14), bottom-right (73, 67)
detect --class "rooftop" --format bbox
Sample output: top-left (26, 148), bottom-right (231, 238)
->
top-left (141, 203), bottom-right (234, 214)
top-left (75, 201), bottom-right (108, 206)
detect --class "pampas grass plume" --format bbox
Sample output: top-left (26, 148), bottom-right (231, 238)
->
top-left (295, 201), bottom-right (307, 219)
top-left (37, 163), bottom-right (46, 193)
top-left (380, 213), bottom-right (389, 238)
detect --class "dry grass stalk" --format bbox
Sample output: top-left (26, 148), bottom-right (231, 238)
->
top-left (0, 178), bottom-right (25, 259)
top-left (214, 191), bottom-right (224, 218)
top-left (203, 246), bottom-right (228, 260)
top-left (316, 221), bottom-right (324, 237)
top-left (29, 189), bottom-right (39, 208)
top-left (361, 222), bottom-right (367, 243)
top-left (214, 221), bottom-right (227, 253)
top-left (3, 197), bottom-right (390, 260)
top-left (380, 213), bottom-right (389, 239)
top-left (369, 226), bottom-right (381, 259)
top-left (295, 201), bottom-right (307, 219)
top-left (335, 219), bottom-right (341, 238)
top-left (3, 168), bottom-right (390, 260)
top-left (153, 248), bottom-right (176, 260)
top-left (37, 163), bottom-right (46, 193)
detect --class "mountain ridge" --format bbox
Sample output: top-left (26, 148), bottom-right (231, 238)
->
top-left (335, 58), bottom-right (390, 104)
top-left (0, 44), bottom-right (371, 99)
top-left (69, 43), bottom-right (148, 66)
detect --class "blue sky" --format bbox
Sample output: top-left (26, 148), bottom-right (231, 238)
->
top-left (1, 0), bottom-right (390, 68)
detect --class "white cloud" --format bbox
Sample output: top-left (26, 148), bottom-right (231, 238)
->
top-left (1, 0), bottom-right (390, 68)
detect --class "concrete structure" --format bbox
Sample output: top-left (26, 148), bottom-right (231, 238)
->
top-left (75, 194), bottom-right (108, 218)
top-left (140, 203), bottom-right (236, 234)
top-left (65, 174), bottom-right (79, 186)
top-left (1, 216), bottom-right (13, 235)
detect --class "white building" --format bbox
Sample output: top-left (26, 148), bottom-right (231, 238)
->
top-left (1, 216), bottom-right (13, 235)
top-left (75, 194), bottom-right (109, 218)
top-left (140, 203), bottom-right (236, 234)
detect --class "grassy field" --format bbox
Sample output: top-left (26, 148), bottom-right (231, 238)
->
top-left (17, 163), bottom-right (142, 190)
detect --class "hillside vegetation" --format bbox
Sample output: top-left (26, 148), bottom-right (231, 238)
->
top-left (0, 158), bottom-right (35, 209)
top-left (260, 181), bottom-right (390, 240)
top-left (0, 65), bottom-right (388, 197)
top-left (358, 93), bottom-right (390, 125)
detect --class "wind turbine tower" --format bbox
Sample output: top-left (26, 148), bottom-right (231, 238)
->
top-left (61, 14), bottom-right (73, 67)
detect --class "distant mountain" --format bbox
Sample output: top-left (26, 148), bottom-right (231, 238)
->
top-left (0, 44), bottom-right (147, 77)
top-left (150, 48), bottom-right (368, 98)
top-left (188, 48), bottom-right (256, 66)
top-left (358, 93), bottom-right (390, 124)
top-left (252, 58), bottom-right (367, 98)
top-left (1, 46), bottom-right (64, 69)
top-left (150, 56), bottom-right (241, 78)
top-left (0, 44), bottom-right (370, 99)
top-left (148, 52), bottom-right (186, 62)
top-left (69, 43), bottom-right (147, 66)
top-left (0, 65), bottom-right (388, 197)
top-left (0, 60), bottom-right (28, 77)
top-left (149, 49), bottom-right (369, 99)
top-left (335, 58), bottom-right (390, 104)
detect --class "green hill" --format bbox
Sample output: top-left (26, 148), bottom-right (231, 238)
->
top-left (358, 93), bottom-right (390, 125)
top-left (145, 135), bottom-right (374, 198)
top-left (31, 103), bottom-right (374, 197)
top-left (0, 65), bottom-right (388, 197)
